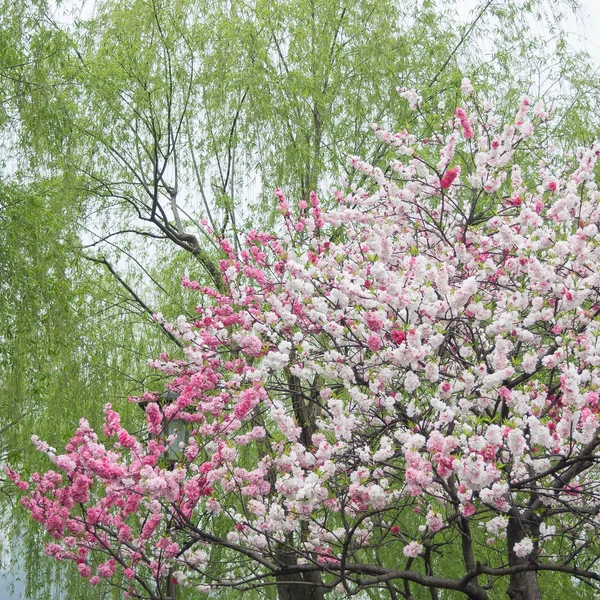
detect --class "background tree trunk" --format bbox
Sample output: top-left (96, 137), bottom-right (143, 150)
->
top-left (275, 552), bottom-right (324, 600)
top-left (506, 512), bottom-right (542, 600)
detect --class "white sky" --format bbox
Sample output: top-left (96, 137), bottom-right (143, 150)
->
top-left (454, 0), bottom-right (600, 68)
top-left (561, 1), bottom-right (600, 67)
top-left (566, 0), bottom-right (600, 65)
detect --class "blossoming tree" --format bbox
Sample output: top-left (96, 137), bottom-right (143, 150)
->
top-left (10, 83), bottom-right (600, 600)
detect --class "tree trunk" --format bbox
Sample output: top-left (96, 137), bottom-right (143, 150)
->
top-left (506, 511), bottom-right (542, 600)
top-left (275, 551), bottom-right (324, 600)
top-left (274, 374), bottom-right (324, 600)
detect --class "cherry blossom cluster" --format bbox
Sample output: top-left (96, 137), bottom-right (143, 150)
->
top-left (10, 83), bottom-right (600, 598)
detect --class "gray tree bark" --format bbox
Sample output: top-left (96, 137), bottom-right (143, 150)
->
top-left (275, 552), bottom-right (324, 600)
top-left (506, 511), bottom-right (542, 600)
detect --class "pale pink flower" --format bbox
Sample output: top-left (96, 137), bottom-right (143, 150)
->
top-left (403, 541), bottom-right (423, 558)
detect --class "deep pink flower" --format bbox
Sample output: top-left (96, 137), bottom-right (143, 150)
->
top-left (390, 330), bottom-right (406, 344)
top-left (440, 166), bottom-right (460, 189)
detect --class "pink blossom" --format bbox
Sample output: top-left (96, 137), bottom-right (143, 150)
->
top-left (403, 541), bottom-right (423, 558)
top-left (77, 564), bottom-right (92, 578)
top-left (455, 108), bottom-right (474, 139)
top-left (4, 467), bottom-right (28, 490)
top-left (220, 239), bottom-right (234, 254)
top-left (461, 78), bottom-right (474, 96)
top-left (564, 483), bottom-right (582, 496)
top-left (426, 511), bottom-right (443, 532)
top-left (390, 329), bottom-right (406, 344)
top-left (367, 335), bottom-right (382, 351)
top-left (141, 513), bottom-right (162, 539)
top-left (365, 312), bottom-right (383, 332)
top-left (440, 166), bottom-right (460, 189)
top-left (145, 402), bottom-right (163, 435)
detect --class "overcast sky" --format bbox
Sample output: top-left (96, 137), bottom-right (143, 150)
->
top-left (565, 0), bottom-right (600, 65)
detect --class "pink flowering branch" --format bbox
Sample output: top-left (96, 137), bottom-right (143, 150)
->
top-left (9, 87), bottom-right (600, 600)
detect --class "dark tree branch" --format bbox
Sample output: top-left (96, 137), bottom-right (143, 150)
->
top-left (83, 255), bottom-right (183, 348)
